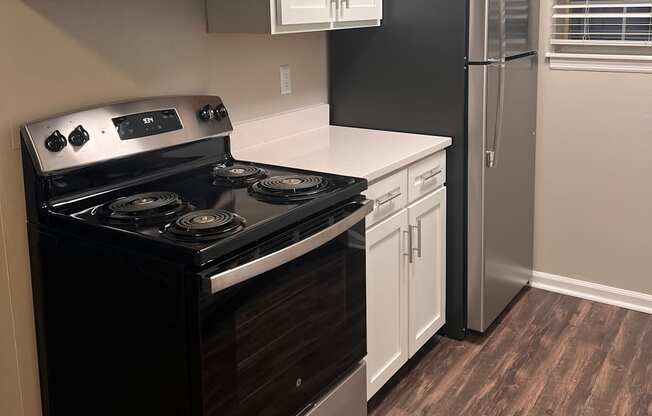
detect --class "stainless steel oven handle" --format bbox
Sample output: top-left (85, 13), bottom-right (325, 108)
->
top-left (207, 199), bottom-right (373, 294)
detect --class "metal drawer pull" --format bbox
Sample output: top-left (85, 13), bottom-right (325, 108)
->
top-left (206, 200), bottom-right (373, 294)
top-left (422, 168), bottom-right (442, 183)
top-left (375, 188), bottom-right (402, 207)
top-left (411, 219), bottom-right (422, 258)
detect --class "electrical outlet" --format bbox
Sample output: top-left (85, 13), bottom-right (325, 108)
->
top-left (280, 65), bottom-right (292, 96)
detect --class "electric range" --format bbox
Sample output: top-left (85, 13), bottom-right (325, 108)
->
top-left (21, 96), bottom-right (370, 416)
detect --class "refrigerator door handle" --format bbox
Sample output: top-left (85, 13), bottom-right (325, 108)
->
top-left (486, 62), bottom-right (506, 169)
top-left (486, 0), bottom-right (507, 169)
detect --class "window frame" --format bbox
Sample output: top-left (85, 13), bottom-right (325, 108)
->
top-left (547, 0), bottom-right (652, 73)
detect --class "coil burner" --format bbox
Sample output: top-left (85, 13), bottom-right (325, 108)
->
top-left (212, 165), bottom-right (267, 188)
top-left (166, 209), bottom-right (246, 242)
top-left (249, 175), bottom-right (330, 203)
top-left (98, 192), bottom-right (190, 226)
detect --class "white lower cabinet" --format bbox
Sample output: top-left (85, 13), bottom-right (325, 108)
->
top-left (366, 185), bottom-right (447, 399)
top-left (408, 187), bottom-right (447, 357)
top-left (366, 210), bottom-right (409, 400)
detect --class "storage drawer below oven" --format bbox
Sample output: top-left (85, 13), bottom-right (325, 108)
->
top-left (301, 362), bottom-right (367, 416)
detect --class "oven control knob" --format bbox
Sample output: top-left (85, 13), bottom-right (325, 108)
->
top-left (199, 105), bottom-right (215, 121)
top-left (214, 104), bottom-right (228, 120)
top-left (44, 130), bottom-right (67, 152)
top-left (68, 125), bottom-right (90, 147)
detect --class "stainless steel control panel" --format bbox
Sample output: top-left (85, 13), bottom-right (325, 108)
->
top-left (21, 96), bottom-right (233, 175)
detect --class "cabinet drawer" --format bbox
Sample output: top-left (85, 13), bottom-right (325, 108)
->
top-left (408, 152), bottom-right (446, 203)
top-left (364, 169), bottom-right (408, 228)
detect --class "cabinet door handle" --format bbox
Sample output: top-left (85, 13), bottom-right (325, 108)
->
top-left (422, 168), bottom-right (442, 183)
top-left (338, 0), bottom-right (348, 18)
top-left (411, 220), bottom-right (422, 259)
top-left (375, 188), bottom-right (402, 207)
top-left (403, 229), bottom-right (413, 263)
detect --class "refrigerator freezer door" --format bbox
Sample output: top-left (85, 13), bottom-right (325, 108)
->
top-left (469, 0), bottom-right (539, 62)
top-left (504, 0), bottom-right (539, 58)
top-left (467, 54), bottom-right (537, 332)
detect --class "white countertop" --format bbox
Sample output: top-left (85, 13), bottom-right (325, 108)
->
top-left (234, 125), bottom-right (452, 183)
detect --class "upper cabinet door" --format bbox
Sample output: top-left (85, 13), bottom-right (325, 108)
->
top-left (337, 0), bottom-right (382, 22)
top-left (407, 187), bottom-right (446, 358)
top-left (279, 0), bottom-right (333, 25)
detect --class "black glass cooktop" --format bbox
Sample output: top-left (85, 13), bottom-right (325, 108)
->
top-left (55, 161), bottom-right (366, 265)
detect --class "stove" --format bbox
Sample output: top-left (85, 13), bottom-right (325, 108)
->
top-left (21, 96), bottom-right (369, 416)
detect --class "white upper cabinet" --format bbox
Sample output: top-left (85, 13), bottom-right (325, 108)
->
top-left (337, 0), bottom-right (382, 23)
top-left (279, 0), bottom-right (333, 25)
top-left (206, 0), bottom-right (382, 34)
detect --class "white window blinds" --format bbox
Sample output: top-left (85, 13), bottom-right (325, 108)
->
top-left (552, 1), bottom-right (652, 47)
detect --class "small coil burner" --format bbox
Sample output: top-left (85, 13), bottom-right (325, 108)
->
top-left (166, 209), bottom-right (246, 241)
top-left (212, 164), bottom-right (267, 187)
top-left (98, 191), bottom-right (190, 226)
top-left (250, 175), bottom-right (330, 203)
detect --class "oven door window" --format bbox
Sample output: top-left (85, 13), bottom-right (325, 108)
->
top-left (199, 221), bottom-right (366, 416)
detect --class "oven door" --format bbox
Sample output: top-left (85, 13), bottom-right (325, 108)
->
top-left (198, 200), bottom-right (371, 416)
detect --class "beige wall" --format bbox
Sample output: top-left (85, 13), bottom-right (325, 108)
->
top-left (0, 1), bottom-right (327, 414)
top-left (534, 1), bottom-right (652, 294)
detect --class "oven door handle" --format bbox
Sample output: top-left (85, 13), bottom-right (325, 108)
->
top-left (206, 199), bottom-right (373, 294)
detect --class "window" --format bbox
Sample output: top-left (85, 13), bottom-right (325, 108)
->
top-left (548, 0), bottom-right (652, 72)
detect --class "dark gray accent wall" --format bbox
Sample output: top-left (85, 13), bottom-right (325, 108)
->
top-left (329, 0), bottom-right (469, 339)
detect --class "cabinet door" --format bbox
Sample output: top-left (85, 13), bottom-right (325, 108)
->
top-left (408, 187), bottom-right (446, 358)
top-left (279, 0), bottom-right (333, 25)
top-left (337, 0), bottom-right (382, 22)
top-left (365, 210), bottom-right (409, 399)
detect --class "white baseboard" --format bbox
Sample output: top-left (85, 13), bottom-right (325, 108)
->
top-left (530, 271), bottom-right (652, 315)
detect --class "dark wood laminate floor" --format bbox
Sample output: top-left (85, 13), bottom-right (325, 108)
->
top-left (368, 288), bottom-right (652, 416)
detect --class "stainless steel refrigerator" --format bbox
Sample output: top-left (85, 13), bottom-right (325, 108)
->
top-left (329, 0), bottom-right (539, 338)
top-left (467, 0), bottom-right (539, 332)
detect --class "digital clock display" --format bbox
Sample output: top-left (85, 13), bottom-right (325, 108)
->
top-left (113, 109), bottom-right (182, 140)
